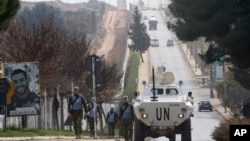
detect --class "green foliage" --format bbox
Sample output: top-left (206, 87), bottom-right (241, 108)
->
top-left (212, 118), bottom-right (250, 141)
top-left (230, 67), bottom-right (250, 90)
top-left (168, 0), bottom-right (234, 42)
top-left (7, 124), bottom-right (19, 130)
top-left (0, 129), bottom-right (74, 137)
top-left (214, 70), bottom-right (250, 115)
top-left (0, 127), bottom-right (115, 137)
top-left (128, 6), bottom-right (150, 62)
top-left (0, 0), bottom-right (20, 32)
top-left (168, 0), bottom-right (250, 90)
top-left (124, 51), bottom-right (140, 102)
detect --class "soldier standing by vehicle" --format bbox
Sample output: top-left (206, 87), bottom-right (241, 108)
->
top-left (68, 86), bottom-right (88, 139)
top-left (87, 97), bottom-right (101, 138)
top-left (179, 80), bottom-right (183, 87)
top-left (119, 96), bottom-right (135, 141)
top-left (106, 106), bottom-right (118, 137)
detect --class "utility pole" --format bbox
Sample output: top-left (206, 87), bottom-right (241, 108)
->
top-left (91, 57), bottom-right (97, 138)
top-left (210, 64), bottom-right (214, 98)
top-left (223, 59), bottom-right (227, 113)
top-left (200, 39), bottom-right (204, 74)
top-left (195, 41), bottom-right (198, 72)
top-left (85, 55), bottom-right (103, 138)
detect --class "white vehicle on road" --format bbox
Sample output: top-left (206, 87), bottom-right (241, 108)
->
top-left (150, 38), bottom-right (159, 47)
top-left (148, 16), bottom-right (158, 30)
top-left (133, 70), bottom-right (194, 141)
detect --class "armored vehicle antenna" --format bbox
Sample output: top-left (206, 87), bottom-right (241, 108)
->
top-left (151, 67), bottom-right (158, 101)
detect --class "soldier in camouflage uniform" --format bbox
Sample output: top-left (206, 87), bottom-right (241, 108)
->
top-left (119, 96), bottom-right (135, 141)
top-left (68, 86), bottom-right (88, 139)
top-left (87, 97), bottom-right (101, 138)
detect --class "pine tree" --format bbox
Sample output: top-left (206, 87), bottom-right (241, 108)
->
top-left (0, 0), bottom-right (20, 32)
top-left (128, 6), bottom-right (150, 63)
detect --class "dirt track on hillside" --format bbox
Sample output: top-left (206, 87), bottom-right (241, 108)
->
top-left (97, 10), bottom-right (128, 68)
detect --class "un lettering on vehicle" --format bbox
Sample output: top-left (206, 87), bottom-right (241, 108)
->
top-left (156, 107), bottom-right (170, 120)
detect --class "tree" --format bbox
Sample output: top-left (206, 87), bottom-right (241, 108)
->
top-left (82, 55), bottom-right (123, 102)
top-left (168, 0), bottom-right (250, 89)
top-left (98, 57), bottom-right (123, 102)
top-left (0, 3), bottom-right (91, 129)
top-left (0, 0), bottom-right (20, 33)
top-left (128, 6), bottom-right (150, 63)
top-left (230, 67), bottom-right (250, 90)
top-left (81, 55), bottom-right (123, 131)
top-left (0, 4), bottom-right (90, 96)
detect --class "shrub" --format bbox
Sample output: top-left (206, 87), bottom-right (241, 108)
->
top-left (212, 118), bottom-right (250, 141)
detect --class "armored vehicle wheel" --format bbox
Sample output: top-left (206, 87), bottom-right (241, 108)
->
top-left (181, 118), bottom-right (191, 141)
top-left (134, 119), bottom-right (145, 141)
top-left (169, 134), bottom-right (176, 141)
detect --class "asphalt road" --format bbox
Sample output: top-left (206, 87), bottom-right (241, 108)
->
top-left (141, 9), bottom-right (223, 141)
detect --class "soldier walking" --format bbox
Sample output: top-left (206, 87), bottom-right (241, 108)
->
top-left (87, 97), bottom-right (101, 139)
top-left (68, 86), bottom-right (88, 139)
top-left (106, 107), bottom-right (118, 137)
top-left (119, 96), bottom-right (135, 141)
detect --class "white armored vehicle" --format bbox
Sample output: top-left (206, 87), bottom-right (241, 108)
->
top-left (133, 68), bottom-right (194, 141)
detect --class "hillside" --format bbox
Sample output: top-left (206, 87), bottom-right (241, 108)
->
top-left (20, 0), bottom-right (128, 71)
top-left (20, 1), bottom-right (87, 11)
top-left (97, 10), bottom-right (128, 69)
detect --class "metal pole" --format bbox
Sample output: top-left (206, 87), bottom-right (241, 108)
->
top-left (210, 64), bottom-right (214, 98)
top-left (195, 41), bottom-right (197, 72)
top-left (201, 39), bottom-right (204, 74)
top-left (56, 86), bottom-right (60, 130)
top-left (4, 106), bottom-right (7, 132)
top-left (92, 57), bottom-right (97, 138)
top-left (44, 89), bottom-right (47, 130)
top-left (189, 42), bottom-right (192, 60)
top-left (223, 60), bottom-right (227, 113)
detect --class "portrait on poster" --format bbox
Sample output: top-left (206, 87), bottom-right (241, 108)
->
top-left (3, 62), bottom-right (40, 116)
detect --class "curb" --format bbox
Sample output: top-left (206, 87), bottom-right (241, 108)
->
top-left (214, 108), bottom-right (234, 120)
top-left (210, 98), bottom-right (234, 120)
top-left (0, 136), bottom-right (124, 141)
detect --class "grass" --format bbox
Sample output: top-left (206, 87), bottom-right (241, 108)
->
top-left (0, 128), bottom-right (74, 137)
top-left (0, 126), bottom-right (119, 138)
top-left (123, 51), bottom-right (140, 102)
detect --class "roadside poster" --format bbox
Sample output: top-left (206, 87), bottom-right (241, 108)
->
top-left (2, 62), bottom-right (40, 116)
top-left (216, 66), bottom-right (224, 79)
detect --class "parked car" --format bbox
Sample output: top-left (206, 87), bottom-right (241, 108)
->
top-left (166, 39), bottom-right (174, 47)
top-left (198, 100), bottom-right (213, 112)
top-left (141, 6), bottom-right (148, 10)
